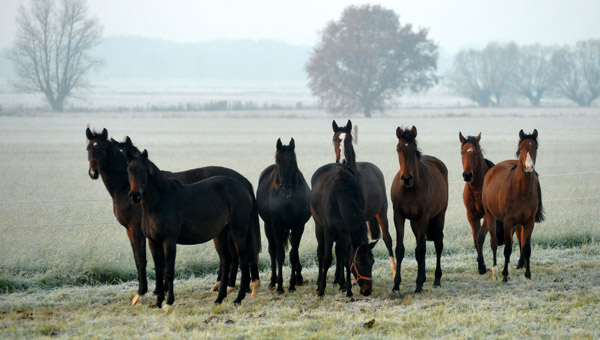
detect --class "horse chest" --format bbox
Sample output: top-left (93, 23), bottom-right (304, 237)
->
top-left (467, 190), bottom-right (484, 217)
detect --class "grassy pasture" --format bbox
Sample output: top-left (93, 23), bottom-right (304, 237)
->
top-left (0, 110), bottom-right (599, 338)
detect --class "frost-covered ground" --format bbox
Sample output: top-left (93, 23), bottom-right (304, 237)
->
top-left (0, 110), bottom-right (599, 338)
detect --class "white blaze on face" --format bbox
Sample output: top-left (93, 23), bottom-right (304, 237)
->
top-left (93, 142), bottom-right (98, 146)
top-left (338, 133), bottom-right (347, 164)
top-left (524, 152), bottom-right (534, 172)
top-left (467, 147), bottom-right (473, 153)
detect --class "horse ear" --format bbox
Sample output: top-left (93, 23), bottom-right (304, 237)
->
top-left (396, 127), bottom-right (402, 139)
top-left (86, 127), bottom-right (93, 140)
top-left (519, 129), bottom-right (525, 140)
top-left (367, 240), bottom-right (378, 250)
top-left (289, 138), bottom-right (295, 150)
top-left (410, 126), bottom-right (417, 138)
top-left (476, 132), bottom-right (481, 142)
top-left (533, 129), bottom-right (538, 140)
top-left (459, 132), bottom-right (465, 144)
top-left (142, 149), bottom-right (148, 161)
top-left (110, 138), bottom-right (117, 144)
top-left (276, 138), bottom-right (282, 151)
top-left (125, 136), bottom-right (132, 145)
top-left (125, 149), bottom-right (135, 162)
top-left (332, 120), bottom-right (339, 132)
top-left (101, 128), bottom-right (108, 140)
top-left (346, 120), bottom-right (352, 132)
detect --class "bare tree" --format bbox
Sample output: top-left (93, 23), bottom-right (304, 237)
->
top-left (9, 0), bottom-right (103, 111)
top-left (511, 44), bottom-right (556, 106)
top-left (448, 42), bottom-right (517, 107)
top-left (552, 39), bottom-right (600, 106)
top-left (305, 5), bottom-right (438, 117)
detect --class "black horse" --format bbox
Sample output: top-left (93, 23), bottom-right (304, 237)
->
top-left (86, 128), bottom-right (260, 305)
top-left (112, 136), bottom-right (260, 295)
top-left (311, 162), bottom-right (377, 297)
top-left (257, 138), bottom-right (311, 293)
top-left (126, 149), bottom-right (260, 309)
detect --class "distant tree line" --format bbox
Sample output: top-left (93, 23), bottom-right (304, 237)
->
top-left (447, 40), bottom-right (600, 107)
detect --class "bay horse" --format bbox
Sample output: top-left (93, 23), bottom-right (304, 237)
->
top-left (112, 136), bottom-right (260, 294)
top-left (459, 132), bottom-right (504, 274)
top-left (257, 138), bottom-right (311, 293)
top-left (311, 162), bottom-right (377, 297)
top-left (482, 129), bottom-right (545, 282)
top-left (391, 126), bottom-right (448, 293)
top-left (126, 149), bottom-right (259, 309)
top-left (86, 128), bottom-right (260, 306)
top-left (331, 120), bottom-right (395, 282)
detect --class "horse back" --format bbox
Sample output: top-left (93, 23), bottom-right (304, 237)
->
top-left (357, 161), bottom-right (387, 217)
top-left (164, 166), bottom-right (254, 194)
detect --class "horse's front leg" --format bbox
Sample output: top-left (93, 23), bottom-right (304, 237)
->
top-left (162, 239), bottom-right (177, 312)
top-left (274, 222), bottom-right (286, 294)
top-left (514, 226), bottom-right (525, 269)
top-left (289, 224), bottom-right (305, 292)
top-left (376, 210), bottom-right (396, 278)
top-left (392, 211), bottom-right (405, 292)
top-left (126, 225), bottom-right (147, 305)
top-left (522, 220), bottom-right (535, 282)
top-left (148, 239), bottom-right (165, 308)
top-left (486, 216), bottom-right (499, 280)
top-left (502, 219), bottom-right (514, 283)
top-left (318, 233), bottom-right (334, 297)
top-left (410, 215), bottom-right (428, 293)
top-left (468, 213), bottom-right (487, 274)
top-left (264, 222), bottom-right (277, 290)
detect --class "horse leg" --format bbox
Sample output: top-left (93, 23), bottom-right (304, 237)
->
top-left (315, 223), bottom-right (324, 294)
top-left (522, 221), bottom-right (535, 282)
top-left (431, 214), bottom-right (445, 287)
top-left (274, 225), bottom-right (286, 294)
top-left (392, 212), bottom-right (405, 292)
top-left (227, 237), bottom-right (239, 291)
top-left (344, 247), bottom-right (353, 298)
top-left (230, 225), bottom-right (251, 305)
top-left (289, 224), bottom-right (305, 292)
top-left (214, 232), bottom-right (231, 304)
top-left (126, 225), bottom-right (148, 305)
top-left (162, 239), bottom-right (177, 311)
top-left (514, 226), bottom-right (525, 269)
top-left (334, 242), bottom-right (345, 289)
top-left (264, 222), bottom-right (277, 290)
top-left (411, 216), bottom-right (428, 293)
top-left (148, 239), bottom-right (165, 308)
top-left (486, 216), bottom-right (499, 280)
top-left (318, 233), bottom-right (334, 297)
top-left (502, 220), bottom-right (514, 283)
top-left (468, 214), bottom-right (486, 274)
top-left (376, 211), bottom-right (396, 278)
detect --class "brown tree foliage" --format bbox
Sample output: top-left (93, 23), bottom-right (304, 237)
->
top-left (9, 0), bottom-right (103, 111)
top-left (305, 5), bottom-right (438, 117)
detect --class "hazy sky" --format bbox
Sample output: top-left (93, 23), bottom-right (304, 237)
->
top-left (1, 0), bottom-right (599, 53)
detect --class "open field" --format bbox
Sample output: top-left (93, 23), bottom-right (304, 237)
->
top-left (1, 110), bottom-right (599, 338)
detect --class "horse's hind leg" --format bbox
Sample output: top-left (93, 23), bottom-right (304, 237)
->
top-left (289, 224), bottom-right (305, 292)
top-left (214, 232), bottom-right (231, 304)
top-left (126, 225), bottom-right (148, 305)
top-left (318, 232), bottom-right (334, 297)
top-left (411, 216), bottom-right (428, 293)
top-left (148, 239), bottom-right (165, 308)
top-left (333, 242), bottom-right (345, 289)
top-left (163, 239), bottom-right (177, 310)
top-left (376, 211), bottom-right (396, 278)
top-left (274, 225), bottom-right (286, 294)
top-left (392, 212), bottom-right (405, 292)
top-left (264, 222), bottom-right (277, 290)
top-left (522, 221), bottom-right (535, 282)
top-left (468, 214), bottom-right (487, 274)
top-left (486, 216), bottom-right (499, 280)
top-left (502, 220), bottom-right (514, 283)
top-left (514, 226), bottom-right (525, 269)
top-left (430, 214), bottom-right (445, 287)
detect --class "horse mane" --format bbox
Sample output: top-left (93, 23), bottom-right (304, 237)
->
top-left (397, 127), bottom-right (422, 159)
top-left (484, 158), bottom-right (495, 168)
top-left (460, 136), bottom-right (479, 146)
top-left (146, 159), bottom-right (180, 192)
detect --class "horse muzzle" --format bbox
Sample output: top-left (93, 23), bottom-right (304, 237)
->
top-left (359, 283), bottom-right (372, 296)
top-left (463, 172), bottom-right (473, 182)
top-left (401, 175), bottom-right (414, 188)
top-left (129, 191), bottom-right (141, 203)
top-left (88, 168), bottom-right (99, 180)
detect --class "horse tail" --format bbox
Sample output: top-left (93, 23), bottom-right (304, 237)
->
top-left (367, 218), bottom-right (381, 240)
top-left (247, 193), bottom-right (262, 266)
top-left (535, 177), bottom-right (545, 223)
top-left (281, 229), bottom-right (291, 252)
top-left (484, 158), bottom-right (495, 168)
top-left (496, 220), bottom-right (505, 246)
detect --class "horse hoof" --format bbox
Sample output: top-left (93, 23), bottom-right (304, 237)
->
top-left (478, 266), bottom-right (487, 275)
top-left (210, 281), bottom-right (221, 293)
top-left (414, 287), bottom-right (423, 294)
top-left (276, 289), bottom-right (284, 295)
top-left (233, 298), bottom-right (243, 305)
top-left (502, 276), bottom-right (509, 283)
top-left (288, 287), bottom-right (296, 293)
top-left (131, 294), bottom-right (143, 306)
top-left (433, 281), bottom-right (441, 287)
top-left (214, 298), bottom-right (223, 304)
top-left (162, 304), bottom-right (173, 314)
top-left (492, 266), bottom-right (498, 280)
top-left (268, 284), bottom-right (276, 291)
top-left (251, 280), bottom-right (260, 297)
top-left (390, 257), bottom-right (397, 277)
top-left (227, 286), bottom-right (235, 293)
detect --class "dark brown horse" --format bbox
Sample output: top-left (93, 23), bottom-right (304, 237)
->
top-left (112, 136), bottom-right (260, 295)
top-left (459, 132), bottom-right (503, 274)
top-left (311, 162), bottom-right (377, 297)
top-left (126, 149), bottom-right (259, 309)
top-left (257, 138), bottom-right (311, 293)
top-left (86, 129), bottom-right (260, 306)
top-left (331, 120), bottom-right (395, 280)
top-left (391, 126), bottom-right (448, 293)
top-left (482, 129), bottom-right (545, 282)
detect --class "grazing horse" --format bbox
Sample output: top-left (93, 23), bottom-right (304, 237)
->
top-left (311, 162), bottom-right (377, 297)
top-left (482, 129), bottom-right (545, 282)
top-left (459, 132), bottom-right (503, 274)
top-left (257, 138), bottom-right (311, 293)
top-left (86, 128), bottom-right (260, 306)
top-left (331, 120), bottom-right (395, 279)
top-left (112, 136), bottom-right (260, 294)
top-left (126, 149), bottom-right (259, 309)
top-left (391, 126), bottom-right (448, 293)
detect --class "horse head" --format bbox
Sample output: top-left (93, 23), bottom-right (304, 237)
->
top-left (459, 132), bottom-right (482, 183)
top-left (86, 127), bottom-right (111, 180)
top-left (396, 126), bottom-right (420, 188)
top-left (112, 136), bottom-right (141, 157)
top-left (332, 120), bottom-right (354, 166)
top-left (275, 138), bottom-right (297, 198)
top-left (352, 241), bottom-right (377, 296)
top-left (126, 149), bottom-right (149, 203)
top-left (517, 129), bottom-right (538, 174)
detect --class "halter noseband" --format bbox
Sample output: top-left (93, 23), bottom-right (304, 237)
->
top-left (350, 245), bottom-right (372, 282)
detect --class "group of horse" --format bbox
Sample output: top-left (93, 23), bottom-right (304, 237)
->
top-left (86, 120), bottom-right (543, 311)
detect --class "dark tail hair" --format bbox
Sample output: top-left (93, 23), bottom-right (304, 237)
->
top-left (367, 218), bottom-right (381, 240)
top-left (247, 194), bottom-right (262, 266)
top-left (535, 177), bottom-right (545, 223)
top-left (496, 220), bottom-right (505, 246)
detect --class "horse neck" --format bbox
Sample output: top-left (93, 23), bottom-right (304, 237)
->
top-left (99, 148), bottom-right (129, 197)
top-left (345, 141), bottom-right (358, 171)
top-left (348, 226), bottom-right (369, 252)
top-left (142, 161), bottom-right (172, 210)
top-left (469, 151), bottom-right (487, 189)
top-left (510, 161), bottom-right (536, 195)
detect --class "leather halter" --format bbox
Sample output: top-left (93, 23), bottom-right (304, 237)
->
top-left (350, 246), bottom-right (372, 282)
